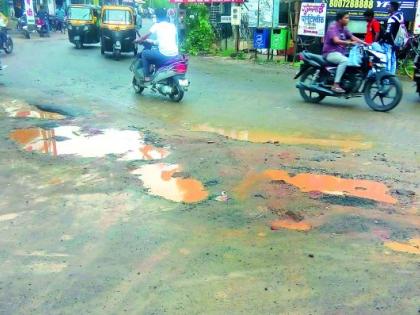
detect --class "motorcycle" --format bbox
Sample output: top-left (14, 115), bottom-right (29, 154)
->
top-left (295, 45), bottom-right (403, 112)
top-left (130, 41), bottom-right (190, 102)
top-left (17, 15), bottom-right (31, 39)
top-left (0, 27), bottom-right (13, 54)
top-left (36, 17), bottom-right (49, 37)
top-left (413, 51), bottom-right (420, 98)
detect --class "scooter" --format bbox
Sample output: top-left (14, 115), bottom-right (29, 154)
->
top-left (130, 41), bottom-right (190, 102)
top-left (0, 27), bottom-right (13, 54)
top-left (36, 18), bottom-right (49, 37)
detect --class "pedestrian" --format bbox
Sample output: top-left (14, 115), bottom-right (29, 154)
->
top-left (363, 9), bottom-right (381, 44)
top-left (382, 1), bottom-right (405, 74)
top-left (322, 11), bottom-right (366, 93)
top-left (55, 6), bottom-right (65, 33)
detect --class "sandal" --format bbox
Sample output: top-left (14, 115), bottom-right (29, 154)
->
top-left (332, 86), bottom-right (345, 93)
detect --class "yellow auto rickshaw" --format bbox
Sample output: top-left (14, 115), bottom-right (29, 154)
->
top-left (67, 5), bottom-right (101, 49)
top-left (100, 5), bottom-right (137, 59)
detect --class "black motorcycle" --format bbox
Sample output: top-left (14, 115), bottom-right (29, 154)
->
top-left (413, 52), bottom-right (420, 98)
top-left (0, 27), bottom-right (13, 54)
top-left (17, 15), bottom-right (31, 39)
top-left (295, 45), bottom-right (403, 112)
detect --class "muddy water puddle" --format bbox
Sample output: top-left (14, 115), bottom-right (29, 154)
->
top-left (192, 124), bottom-right (371, 151)
top-left (131, 163), bottom-right (208, 203)
top-left (236, 169), bottom-right (397, 204)
top-left (10, 126), bottom-right (170, 160)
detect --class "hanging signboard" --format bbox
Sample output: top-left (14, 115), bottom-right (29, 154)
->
top-left (170, 0), bottom-right (244, 3)
top-left (246, 0), bottom-right (259, 27)
top-left (298, 2), bottom-right (327, 37)
top-left (414, 1), bottom-right (420, 34)
top-left (327, 0), bottom-right (416, 21)
top-left (245, 0), bottom-right (280, 28)
top-left (24, 0), bottom-right (35, 25)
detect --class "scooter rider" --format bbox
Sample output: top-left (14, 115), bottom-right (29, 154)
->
top-left (134, 8), bottom-right (178, 83)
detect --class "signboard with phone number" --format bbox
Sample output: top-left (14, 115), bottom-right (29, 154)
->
top-left (327, 0), bottom-right (416, 21)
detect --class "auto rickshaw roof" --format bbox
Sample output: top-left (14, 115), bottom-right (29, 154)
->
top-left (101, 5), bottom-right (134, 11)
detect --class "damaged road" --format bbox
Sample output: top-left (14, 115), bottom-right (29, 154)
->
top-left (0, 35), bottom-right (419, 314)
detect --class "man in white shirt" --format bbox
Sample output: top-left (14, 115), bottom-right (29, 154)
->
top-left (0, 12), bottom-right (7, 70)
top-left (135, 8), bottom-right (178, 82)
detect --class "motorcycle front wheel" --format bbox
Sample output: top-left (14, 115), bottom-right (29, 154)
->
top-left (299, 68), bottom-right (326, 104)
top-left (364, 76), bottom-right (402, 112)
top-left (4, 38), bottom-right (13, 54)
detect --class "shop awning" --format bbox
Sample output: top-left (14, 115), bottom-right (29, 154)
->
top-left (169, 0), bottom-right (244, 3)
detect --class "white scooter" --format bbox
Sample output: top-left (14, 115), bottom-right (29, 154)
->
top-left (130, 40), bottom-right (190, 102)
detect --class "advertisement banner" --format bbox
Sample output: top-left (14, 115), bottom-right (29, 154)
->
top-left (298, 2), bottom-right (327, 37)
top-left (415, 1), bottom-right (420, 34)
top-left (327, 0), bottom-right (416, 21)
top-left (244, 0), bottom-right (280, 28)
top-left (24, 0), bottom-right (35, 25)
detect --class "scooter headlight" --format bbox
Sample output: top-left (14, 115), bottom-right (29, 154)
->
top-left (83, 25), bottom-right (89, 31)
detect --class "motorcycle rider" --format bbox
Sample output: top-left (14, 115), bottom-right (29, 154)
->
top-left (383, 1), bottom-right (404, 74)
top-left (37, 5), bottom-right (50, 34)
top-left (323, 11), bottom-right (366, 93)
top-left (134, 8), bottom-right (178, 83)
top-left (0, 12), bottom-right (7, 70)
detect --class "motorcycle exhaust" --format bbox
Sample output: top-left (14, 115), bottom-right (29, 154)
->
top-left (296, 82), bottom-right (335, 96)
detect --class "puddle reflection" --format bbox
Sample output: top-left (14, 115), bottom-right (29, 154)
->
top-left (10, 126), bottom-right (170, 160)
top-left (2, 100), bottom-right (65, 120)
top-left (131, 163), bottom-right (208, 203)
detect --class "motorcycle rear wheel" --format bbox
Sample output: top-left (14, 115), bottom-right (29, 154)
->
top-left (132, 77), bottom-right (144, 94)
top-left (299, 68), bottom-right (326, 103)
top-left (364, 76), bottom-right (402, 112)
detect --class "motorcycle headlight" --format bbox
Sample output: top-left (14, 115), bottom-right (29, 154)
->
top-left (68, 24), bottom-right (72, 30)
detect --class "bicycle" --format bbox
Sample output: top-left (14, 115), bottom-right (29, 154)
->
top-left (398, 34), bottom-right (420, 79)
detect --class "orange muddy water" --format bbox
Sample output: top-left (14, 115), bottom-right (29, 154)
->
top-left (236, 169), bottom-right (397, 204)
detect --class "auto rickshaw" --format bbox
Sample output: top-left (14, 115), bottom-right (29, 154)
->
top-left (100, 5), bottom-right (137, 59)
top-left (67, 5), bottom-right (100, 49)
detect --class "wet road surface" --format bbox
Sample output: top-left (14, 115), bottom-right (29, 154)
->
top-left (0, 31), bottom-right (419, 314)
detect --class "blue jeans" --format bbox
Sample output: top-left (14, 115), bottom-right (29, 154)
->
top-left (383, 43), bottom-right (396, 74)
top-left (142, 49), bottom-right (173, 77)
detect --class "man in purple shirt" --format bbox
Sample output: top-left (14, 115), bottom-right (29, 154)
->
top-left (323, 11), bottom-right (366, 93)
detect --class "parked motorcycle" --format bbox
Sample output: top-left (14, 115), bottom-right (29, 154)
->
top-left (413, 52), bottom-right (420, 98)
top-left (295, 45), bottom-right (403, 112)
top-left (0, 27), bottom-right (13, 54)
top-left (17, 15), bottom-right (31, 39)
top-left (130, 41), bottom-right (190, 102)
top-left (36, 18), bottom-right (49, 37)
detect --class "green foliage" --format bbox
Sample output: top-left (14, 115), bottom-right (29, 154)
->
top-left (184, 5), bottom-right (215, 55)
